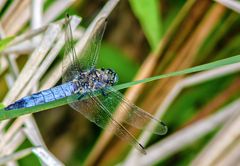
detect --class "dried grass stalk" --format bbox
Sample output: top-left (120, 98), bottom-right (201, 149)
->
top-left (133, 99), bottom-right (240, 166)
top-left (191, 100), bottom-right (240, 166)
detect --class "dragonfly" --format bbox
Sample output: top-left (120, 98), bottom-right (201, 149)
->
top-left (4, 14), bottom-right (167, 154)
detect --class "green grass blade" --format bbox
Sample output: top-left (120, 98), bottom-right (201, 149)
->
top-left (114, 55), bottom-right (240, 90)
top-left (98, 42), bottom-right (139, 82)
top-left (0, 55), bottom-right (239, 121)
top-left (129, 0), bottom-right (162, 50)
top-left (0, 36), bottom-right (15, 52)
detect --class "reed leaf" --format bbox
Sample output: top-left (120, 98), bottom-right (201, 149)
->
top-left (0, 55), bottom-right (239, 121)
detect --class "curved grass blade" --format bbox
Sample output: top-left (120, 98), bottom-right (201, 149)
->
top-left (114, 55), bottom-right (240, 90)
top-left (0, 55), bottom-right (240, 121)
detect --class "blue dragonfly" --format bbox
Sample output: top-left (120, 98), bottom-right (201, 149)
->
top-left (5, 14), bottom-right (167, 154)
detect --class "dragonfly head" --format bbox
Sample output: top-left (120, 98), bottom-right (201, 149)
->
top-left (100, 68), bottom-right (118, 86)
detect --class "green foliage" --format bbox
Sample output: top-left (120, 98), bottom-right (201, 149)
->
top-left (0, 55), bottom-right (239, 121)
top-left (0, 103), bottom-right (5, 109)
top-left (98, 42), bottom-right (139, 82)
top-left (17, 140), bottom-right (41, 166)
top-left (0, 36), bottom-right (15, 52)
top-left (129, 0), bottom-right (162, 50)
top-left (216, 35), bottom-right (240, 61)
top-left (165, 74), bottom-right (235, 129)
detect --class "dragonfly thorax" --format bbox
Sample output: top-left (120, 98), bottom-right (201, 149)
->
top-left (74, 68), bottom-right (118, 93)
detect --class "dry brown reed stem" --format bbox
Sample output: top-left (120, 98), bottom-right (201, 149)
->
top-left (20, 16), bottom-right (81, 99)
top-left (0, 18), bottom-right (67, 76)
top-left (0, 146), bottom-right (64, 166)
top-left (1, 0), bottom-right (30, 36)
top-left (36, 0), bottom-right (121, 161)
top-left (215, 139), bottom-right (240, 165)
top-left (23, 115), bottom-right (46, 146)
top-left (0, 118), bottom-right (43, 158)
top-left (39, 0), bottom-right (119, 91)
top-left (143, 3), bottom-right (226, 115)
top-left (0, 147), bottom-right (33, 164)
top-left (0, 1), bottom-right (76, 164)
top-left (0, 56), bottom-right (9, 75)
top-left (35, 4), bottom-right (120, 162)
top-left (143, 63), bottom-right (240, 140)
top-left (156, 0), bottom-right (211, 72)
top-left (0, 120), bottom-right (8, 132)
top-left (0, 131), bottom-right (25, 166)
top-left (0, 27), bottom-right (46, 76)
top-left (35, 0), bottom-right (119, 163)
top-left (0, 24), bottom-right (61, 164)
top-left (84, 53), bottom-right (160, 166)
top-left (0, 18), bottom-right (23, 162)
top-left (1, 22), bottom-right (69, 164)
top-left (0, 0), bottom-right (72, 131)
top-left (2, 129), bottom-right (25, 154)
top-left (0, 117), bottom-right (25, 151)
top-left (3, 18), bottom-right (67, 53)
top-left (84, 1), bottom-right (197, 165)
top-left (0, 0), bottom-right (74, 74)
top-left (0, 28), bottom-right (83, 53)
top-left (94, 3), bottom-right (227, 165)
top-left (32, 146), bottom-right (64, 166)
top-left (122, 62), bottom-right (240, 165)
top-left (183, 77), bottom-right (240, 127)
top-left (31, 0), bottom-right (43, 29)
top-left (3, 24), bottom-right (61, 105)
top-left (43, 0), bottom-right (76, 25)
top-left (200, 12), bottom-right (238, 63)
top-left (3, 23), bottom-right (76, 55)
top-left (0, 24), bottom-right (19, 80)
top-left (137, 99), bottom-right (240, 166)
top-left (0, 119), bottom-right (60, 165)
top-left (6, 25), bottom-right (48, 46)
top-left (191, 101), bottom-right (240, 166)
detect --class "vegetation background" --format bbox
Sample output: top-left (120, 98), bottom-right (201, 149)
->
top-left (0, 0), bottom-right (240, 166)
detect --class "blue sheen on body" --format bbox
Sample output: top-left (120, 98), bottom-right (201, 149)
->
top-left (4, 82), bottom-right (77, 110)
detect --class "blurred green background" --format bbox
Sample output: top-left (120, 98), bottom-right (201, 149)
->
top-left (1, 0), bottom-right (240, 166)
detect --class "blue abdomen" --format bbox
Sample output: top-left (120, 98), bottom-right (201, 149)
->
top-left (5, 81), bottom-right (78, 111)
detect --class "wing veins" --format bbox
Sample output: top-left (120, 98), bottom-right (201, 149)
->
top-left (105, 87), bottom-right (167, 135)
top-left (64, 15), bottom-right (81, 72)
top-left (88, 91), bottom-right (146, 154)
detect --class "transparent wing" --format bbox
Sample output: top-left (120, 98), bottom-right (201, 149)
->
top-left (77, 18), bottom-right (106, 71)
top-left (62, 14), bottom-right (106, 83)
top-left (99, 87), bottom-right (168, 135)
top-left (69, 91), bottom-right (146, 154)
top-left (62, 14), bottom-right (81, 82)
